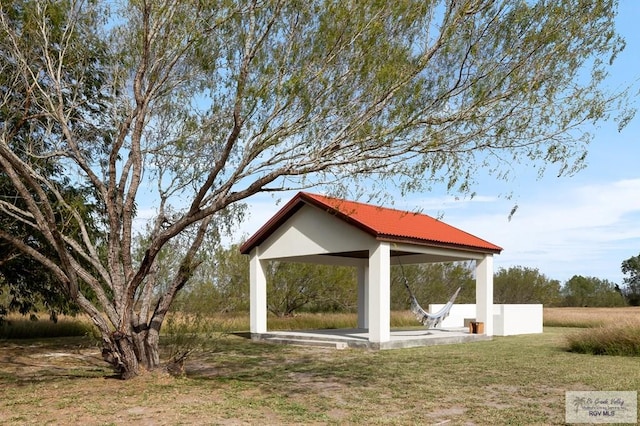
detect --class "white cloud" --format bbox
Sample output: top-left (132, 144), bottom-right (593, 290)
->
top-left (437, 178), bottom-right (640, 283)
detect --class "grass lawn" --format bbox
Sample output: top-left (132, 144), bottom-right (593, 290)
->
top-left (1, 309), bottom-right (639, 424)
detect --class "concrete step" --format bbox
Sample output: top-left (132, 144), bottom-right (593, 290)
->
top-left (262, 336), bottom-right (348, 350)
top-left (259, 330), bottom-right (363, 342)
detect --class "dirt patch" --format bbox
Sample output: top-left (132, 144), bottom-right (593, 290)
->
top-left (426, 406), bottom-right (468, 421)
top-left (0, 340), bottom-right (193, 424)
top-left (286, 371), bottom-right (349, 394)
top-left (0, 340), bottom-right (106, 381)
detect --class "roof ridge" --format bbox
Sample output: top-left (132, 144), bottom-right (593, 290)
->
top-left (303, 192), bottom-right (430, 218)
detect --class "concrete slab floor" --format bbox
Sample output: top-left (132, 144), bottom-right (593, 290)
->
top-left (250, 327), bottom-right (492, 350)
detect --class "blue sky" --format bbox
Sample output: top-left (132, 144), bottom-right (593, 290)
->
top-left (238, 3), bottom-right (640, 285)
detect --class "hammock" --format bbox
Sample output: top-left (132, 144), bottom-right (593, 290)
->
top-left (399, 263), bottom-right (462, 329)
top-left (406, 285), bottom-right (461, 328)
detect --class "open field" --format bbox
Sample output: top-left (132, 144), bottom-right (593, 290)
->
top-left (1, 308), bottom-right (640, 425)
top-left (543, 306), bottom-right (640, 328)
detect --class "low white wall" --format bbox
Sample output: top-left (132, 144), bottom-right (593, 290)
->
top-left (427, 304), bottom-right (477, 328)
top-left (428, 303), bottom-right (543, 336)
top-left (494, 304), bottom-right (543, 336)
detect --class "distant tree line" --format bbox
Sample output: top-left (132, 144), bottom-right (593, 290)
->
top-left (170, 247), bottom-right (639, 316)
top-left (3, 244), bottom-right (640, 319)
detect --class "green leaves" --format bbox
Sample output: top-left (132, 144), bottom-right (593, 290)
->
top-left (562, 275), bottom-right (626, 307)
top-left (621, 253), bottom-right (640, 306)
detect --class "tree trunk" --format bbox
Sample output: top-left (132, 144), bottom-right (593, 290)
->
top-left (100, 325), bottom-right (164, 379)
top-left (132, 328), bottom-right (161, 369)
top-left (101, 332), bottom-right (140, 379)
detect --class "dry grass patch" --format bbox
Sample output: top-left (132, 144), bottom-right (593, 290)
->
top-left (546, 307), bottom-right (640, 357)
top-left (544, 306), bottom-right (640, 328)
top-left (567, 321), bottom-right (640, 356)
top-left (163, 310), bottom-right (420, 334)
top-left (0, 314), bottom-right (96, 339)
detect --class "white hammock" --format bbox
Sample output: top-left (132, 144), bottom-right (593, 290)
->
top-left (399, 262), bottom-right (462, 328)
top-left (407, 286), bottom-right (461, 329)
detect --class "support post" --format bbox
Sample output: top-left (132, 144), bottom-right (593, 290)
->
top-left (475, 255), bottom-right (494, 336)
top-left (249, 248), bottom-right (267, 334)
top-left (368, 242), bottom-right (390, 343)
top-left (357, 265), bottom-right (368, 329)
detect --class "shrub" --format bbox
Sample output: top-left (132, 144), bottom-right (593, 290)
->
top-left (567, 323), bottom-right (640, 356)
top-left (162, 313), bottom-right (231, 375)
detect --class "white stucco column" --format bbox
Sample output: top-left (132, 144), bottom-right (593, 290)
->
top-left (249, 248), bottom-right (267, 334)
top-left (368, 242), bottom-right (391, 343)
top-left (357, 265), bottom-right (368, 329)
top-left (475, 254), bottom-right (494, 336)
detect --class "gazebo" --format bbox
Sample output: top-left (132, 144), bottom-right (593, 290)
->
top-left (240, 192), bottom-right (502, 349)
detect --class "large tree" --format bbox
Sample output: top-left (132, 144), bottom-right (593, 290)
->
top-left (0, 0), bottom-right (103, 321)
top-left (561, 275), bottom-right (626, 307)
top-left (0, 0), bottom-right (631, 378)
top-left (493, 266), bottom-right (561, 305)
top-left (621, 253), bottom-right (640, 306)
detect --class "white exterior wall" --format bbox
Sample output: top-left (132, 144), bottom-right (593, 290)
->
top-left (428, 303), bottom-right (543, 336)
top-left (257, 205), bottom-right (375, 260)
top-left (427, 304), bottom-right (479, 328)
top-left (493, 304), bottom-right (544, 336)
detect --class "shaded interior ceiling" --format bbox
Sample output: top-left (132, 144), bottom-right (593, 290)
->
top-left (323, 250), bottom-right (417, 259)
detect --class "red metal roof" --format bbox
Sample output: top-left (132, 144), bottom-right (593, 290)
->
top-left (240, 192), bottom-right (502, 254)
